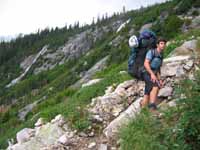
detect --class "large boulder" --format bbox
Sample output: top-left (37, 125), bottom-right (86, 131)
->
top-left (158, 86), bottom-right (173, 98)
top-left (161, 55), bottom-right (192, 77)
top-left (8, 115), bottom-right (71, 150)
top-left (16, 128), bottom-right (35, 144)
top-left (10, 123), bottom-right (65, 150)
top-left (103, 98), bottom-right (142, 140)
top-left (169, 40), bottom-right (198, 57)
top-left (35, 118), bottom-right (45, 127)
top-left (88, 80), bottom-right (144, 123)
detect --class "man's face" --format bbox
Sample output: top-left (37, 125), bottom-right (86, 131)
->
top-left (157, 41), bottom-right (166, 51)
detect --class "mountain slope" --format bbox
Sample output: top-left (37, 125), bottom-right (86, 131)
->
top-left (0, 0), bottom-right (200, 149)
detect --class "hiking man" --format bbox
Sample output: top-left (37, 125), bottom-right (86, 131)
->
top-left (140, 38), bottom-right (167, 111)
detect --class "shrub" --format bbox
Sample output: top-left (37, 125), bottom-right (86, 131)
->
top-left (175, 72), bottom-right (200, 149)
top-left (191, 10), bottom-right (199, 16)
top-left (163, 15), bottom-right (183, 39)
top-left (175, 0), bottom-right (193, 15)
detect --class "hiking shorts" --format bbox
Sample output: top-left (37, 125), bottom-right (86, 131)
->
top-left (142, 72), bottom-right (160, 95)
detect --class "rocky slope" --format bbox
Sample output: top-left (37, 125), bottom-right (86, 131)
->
top-left (1, 0), bottom-right (200, 149)
top-left (7, 39), bottom-right (200, 150)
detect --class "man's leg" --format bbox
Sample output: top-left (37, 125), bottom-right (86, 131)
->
top-left (149, 86), bottom-right (159, 110)
top-left (141, 72), bottom-right (151, 107)
top-left (141, 94), bottom-right (149, 107)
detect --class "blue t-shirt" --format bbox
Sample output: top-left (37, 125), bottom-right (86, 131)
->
top-left (145, 49), bottom-right (163, 72)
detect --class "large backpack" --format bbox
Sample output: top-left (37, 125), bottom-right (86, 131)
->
top-left (128, 30), bottom-right (157, 80)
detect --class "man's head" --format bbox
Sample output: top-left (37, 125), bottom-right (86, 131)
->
top-left (156, 38), bottom-right (167, 51)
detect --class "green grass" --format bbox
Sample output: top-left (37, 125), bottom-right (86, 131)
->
top-left (120, 108), bottom-right (167, 150)
top-left (0, 62), bottom-right (131, 149)
top-left (36, 62), bottom-right (131, 129)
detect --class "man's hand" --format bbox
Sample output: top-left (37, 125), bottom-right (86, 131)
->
top-left (159, 80), bottom-right (165, 88)
top-left (156, 79), bottom-right (165, 88)
top-left (150, 73), bottom-right (157, 83)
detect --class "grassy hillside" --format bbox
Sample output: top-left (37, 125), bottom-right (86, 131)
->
top-left (0, 0), bottom-right (200, 149)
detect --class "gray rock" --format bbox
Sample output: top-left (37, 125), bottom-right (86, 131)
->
top-left (139, 23), bottom-right (153, 33)
top-left (168, 100), bottom-right (177, 107)
top-left (105, 86), bottom-right (115, 95)
top-left (7, 138), bottom-right (15, 149)
top-left (169, 40), bottom-right (198, 57)
top-left (88, 131), bottom-right (95, 137)
top-left (11, 123), bottom-right (66, 150)
top-left (78, 132), bottom-right (88, 137)
top-left (158, 86), bottom-right (173, 97)
top-left (16, 128), bottom-right (35, 144)
top-left (35, 118), bottom-right (45, 127)
top-left (119, 70), bottom-right (127, 74)
top-left (103, 97), bottom-right (142, 140)
top-left (159, 11), bottom-right (169, 22)
top-left (98, 144), bottom-right (108, 150)
top-left (20, 55), bottom-right (36, 70)
top-left (6, 45), bottom-right (48, 88)
top-left (88, 142), bottom-right (96, 149)
top-left (71, 56), bottom-right (109, 88)
top-left (109, 35), bottom-right (124, 47)
top-left (190, 15), bottom-right (200, 29)
top-left (51, 114), bottom-right (66, 127)
top-left (161, 56), bottom-right (191, 77)
top-left (88, 80), bottom-right (144, 122)
top-left (58, 132), bottom-right (75, 146)
top-left (33, 21), bottom-right (122, 75)
top-left (183, 60), bottom-right (194, 71)
top-left (82, 79), bottom-right (102, 87)
top-left (18, 102), bottom-right (38, 121)
top-left (92, 115), bottom-right (103, 123)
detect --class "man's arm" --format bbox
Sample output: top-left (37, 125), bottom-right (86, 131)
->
top-left (157, 71), bottom-right (161, 80)
top-left (157, 69), bottom-right (165, 87)
top-left (144, 58), bottom-right (157, 82)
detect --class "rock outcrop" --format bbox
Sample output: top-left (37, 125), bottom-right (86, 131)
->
top-left (8, 115), bottom-right (77, 150)
top-left (6, 46), bottom-right (48, 88)
top-left (116, 19), bottom-right (131, 33)
top-left (71, 56), bottom-right (109, 88)
top-left (33, 21), bottom-right (123, 75)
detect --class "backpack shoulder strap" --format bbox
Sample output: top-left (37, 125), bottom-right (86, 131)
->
top-left (150, 49), bottom-right (156, 59)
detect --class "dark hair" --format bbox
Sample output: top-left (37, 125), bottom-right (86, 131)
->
top-left (157, 37), bottom-right (167, 44)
